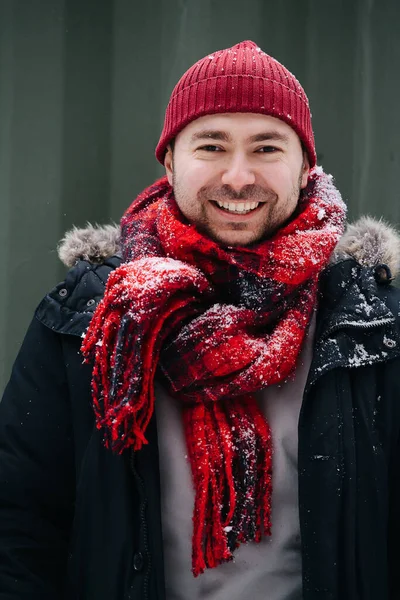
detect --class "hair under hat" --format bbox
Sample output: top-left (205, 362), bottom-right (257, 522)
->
top-left (155, 40), bottom-right (316, 167)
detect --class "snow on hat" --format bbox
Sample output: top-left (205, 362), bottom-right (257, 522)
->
top-left (155, 40), bottom-right (316, 167)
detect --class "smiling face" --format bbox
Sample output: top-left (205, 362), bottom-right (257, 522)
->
top-left (164, 113), bottom-right (310, 247)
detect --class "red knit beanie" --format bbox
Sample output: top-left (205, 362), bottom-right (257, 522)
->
top-left (155, 40), bottom-right (316, 167)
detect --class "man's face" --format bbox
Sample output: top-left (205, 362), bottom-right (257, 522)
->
top-left (164, 113), bottom-right (310, 247)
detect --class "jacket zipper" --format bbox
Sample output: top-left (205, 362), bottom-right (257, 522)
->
top-left (130, 448), bottom-right (151, 600)
top-left (304, 316), bottom-right (397, 396)
top-left (321, 316), bottom-right (395, 340)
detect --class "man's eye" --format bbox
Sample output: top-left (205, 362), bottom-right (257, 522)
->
top-left (198, 145), bottom-right (221, 152)
top-left (258, 146), bottom-right (279, 153)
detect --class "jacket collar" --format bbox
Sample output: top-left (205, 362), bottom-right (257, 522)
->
top-left (307, 258), bottom-right (400, 387)
top-left (318, 259), bottom-right (396, 336)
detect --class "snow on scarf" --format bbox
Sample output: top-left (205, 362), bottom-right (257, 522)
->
top-left (81, 166), bottom-right (346, 576)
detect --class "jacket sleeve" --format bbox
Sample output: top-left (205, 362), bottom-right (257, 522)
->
top-left (0, 316), bottom-right (75, 599)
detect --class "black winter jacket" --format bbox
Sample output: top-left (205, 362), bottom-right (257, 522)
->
top-left (1, 219), bottom-right (400, 600)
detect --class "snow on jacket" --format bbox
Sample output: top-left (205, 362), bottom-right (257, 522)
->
top-left (1, 218), bottom-right (400, 600)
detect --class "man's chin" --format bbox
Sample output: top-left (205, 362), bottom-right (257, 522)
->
top-left (203, 228), bottom-right (265, 248)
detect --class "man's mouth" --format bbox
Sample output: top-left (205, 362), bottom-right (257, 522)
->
top-left (213, 200), bottom-right (261, 215)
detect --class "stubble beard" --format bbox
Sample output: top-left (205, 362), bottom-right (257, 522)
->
top-left (172, 168), bottom-right (305, 247)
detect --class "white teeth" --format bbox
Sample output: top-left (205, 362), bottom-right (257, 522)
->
top-left (216, 200), bottom-right (260, 213)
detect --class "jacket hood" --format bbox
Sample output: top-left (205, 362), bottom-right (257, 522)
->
top-left (57, 217), bottom-right (400, 279)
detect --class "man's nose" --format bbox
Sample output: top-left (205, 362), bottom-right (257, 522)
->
top-left (221, 155), bottom-right (256, 192)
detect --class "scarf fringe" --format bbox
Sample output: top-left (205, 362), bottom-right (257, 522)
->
top-left (82, 259), bottom-right (210, 452)
top-left (187, 398), bottom-right (272, 576)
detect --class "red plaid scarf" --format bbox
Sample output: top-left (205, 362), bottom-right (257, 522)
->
top-left (82, 167), bottom-right (346, 576)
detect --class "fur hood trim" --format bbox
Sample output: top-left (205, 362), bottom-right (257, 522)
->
top-left (58, 217), bottom-right (400, 278)
top-left (57, 223), bottom-right (121, 268)
top-left (331, 216), bottom-right (400, 278)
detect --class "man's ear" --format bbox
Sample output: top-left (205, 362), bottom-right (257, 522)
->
top-left (164, 146), bottom-right (174, 186)
top-left (300, 152), bottom-right (310, 189)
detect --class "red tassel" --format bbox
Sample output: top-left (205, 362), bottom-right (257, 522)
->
top-left (185, 396), bottom-right (272, 576)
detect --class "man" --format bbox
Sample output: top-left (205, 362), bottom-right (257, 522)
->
top-left (1, 39), bottom-right (400, 600)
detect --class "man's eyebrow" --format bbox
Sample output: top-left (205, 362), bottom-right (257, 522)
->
top-left (247, 131), bottom-right (290, 144)
top-left (189, 130), bottom-right (290, 144)
top-left (190, 130), bottom-right (232, 143)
